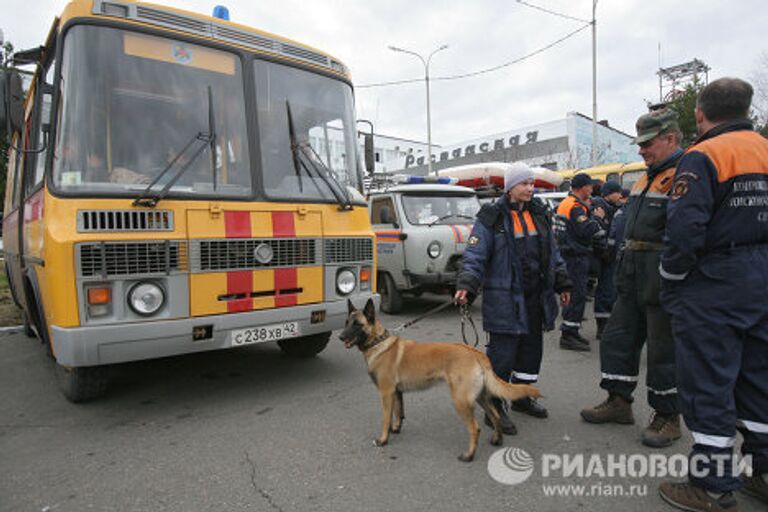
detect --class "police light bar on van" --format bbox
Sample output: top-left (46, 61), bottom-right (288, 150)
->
top-left (392, 175), bottom-right (459, 185)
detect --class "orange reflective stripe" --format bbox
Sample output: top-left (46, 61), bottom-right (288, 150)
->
top-left (556, 195), bottom-right (587, 218)
top-left (691, 131), bottom-right (768, 182)
top-left (650, 168), bottom-right (675, 195)
top-left (510, 210), bottom-right (537, 236)
top-left (511, 211), bottom-right (523, 234)
top-left (630, 174), bottom-right (649, 195)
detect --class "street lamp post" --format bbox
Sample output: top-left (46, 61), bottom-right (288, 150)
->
top-left (591, 0), bottom-right (598, 166)
top-left (389, 44), bottom-right (448, 176)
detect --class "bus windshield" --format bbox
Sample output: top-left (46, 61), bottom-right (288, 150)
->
top-left (53, 26), bottom-right (251, 198)
top-left (254, 60), bottom-right (364, 204)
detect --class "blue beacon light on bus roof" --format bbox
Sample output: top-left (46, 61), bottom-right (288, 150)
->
top-left (212, 5), bottom-right (230, 20)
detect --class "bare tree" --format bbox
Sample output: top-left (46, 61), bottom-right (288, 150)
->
top-left (751, 51), bottom-right (768, 136)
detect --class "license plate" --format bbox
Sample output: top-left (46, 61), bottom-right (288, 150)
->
top-left (230, 322), bottom-right (300, 346)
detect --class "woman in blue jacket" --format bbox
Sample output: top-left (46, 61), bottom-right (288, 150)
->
top-left (455, 163), bottom-right (572, 434)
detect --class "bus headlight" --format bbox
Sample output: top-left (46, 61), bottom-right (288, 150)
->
top-left (336, 269), bottom-right (356, 295)
top-left (427, 241), bottom-right (442, 259)
top-left (128, 282), bottom-right (165, 316)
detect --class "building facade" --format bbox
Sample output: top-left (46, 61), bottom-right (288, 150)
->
top-left (381, 112), bottom-right (638, 175)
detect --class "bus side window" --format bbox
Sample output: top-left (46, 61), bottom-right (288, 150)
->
top-left (26, 66), bottom-right (55, 195)
top-left (606, 172), bottom-right (619, 183)
top-left (10, 111), bottom-right (34, 211)
top-left (621, 170), bottom-right (643, 190)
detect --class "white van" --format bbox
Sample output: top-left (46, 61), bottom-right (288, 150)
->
top-left (369, 184), bottom-right (480, 313)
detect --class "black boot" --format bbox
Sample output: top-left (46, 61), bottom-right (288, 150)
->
top-left (510, 396), bottom-right (548, 418)
top-left (484, 398), bottom-right (517, 435)
top-left (596, 318), bottom-right (608, 340)
top-left (560, 331), bottom-right (590, 351)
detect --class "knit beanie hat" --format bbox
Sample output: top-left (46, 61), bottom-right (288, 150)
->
top-left (503, 162), bottom-right (535, 192)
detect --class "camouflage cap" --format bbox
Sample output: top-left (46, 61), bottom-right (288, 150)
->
top-left (631, 109), bottom-right (679, 144)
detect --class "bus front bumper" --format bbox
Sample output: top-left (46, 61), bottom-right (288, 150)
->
top-left (51, 293), bottom-right (379, 367)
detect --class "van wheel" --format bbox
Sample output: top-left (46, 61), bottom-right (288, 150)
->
top-left (55, 364), bottom-right (108, 403)
top-left (278, 331), bottom-right (330, 358)
top-left (379, 273), bottom-right (403, 314)
top-left (21, 310), bottom-right (36, 338)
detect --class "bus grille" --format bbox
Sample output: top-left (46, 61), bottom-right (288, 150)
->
top-left (77, 210), bottom-right (174, 232)
top-left (135, 5), bottom-right (209, 33)
top-left (324, 238), bottom-right (373, 264)
top-left (78, 241), bottom-right (188, 277)
top-left (190, 239), bottom-right (320, 272)
top-left (92, 1), bottom-right (346, 75)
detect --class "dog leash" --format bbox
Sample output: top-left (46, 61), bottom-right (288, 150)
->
top-left (387, 300), bottom-right (480, 348)
top-left (459, 304), bottom-right (480, 347)
top-left (389, 300), bottom-right (455, 333)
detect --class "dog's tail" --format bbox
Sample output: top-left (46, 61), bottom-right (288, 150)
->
top-left (481, 359), bottom-right (541, 401)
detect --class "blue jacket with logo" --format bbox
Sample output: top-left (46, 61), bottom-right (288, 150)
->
top-left (457, 195), bottom-right (572, 334)
top-left (661, 121), bottom-right (768, 282)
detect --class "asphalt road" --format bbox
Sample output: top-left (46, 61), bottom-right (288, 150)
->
top-left (0, 295), bottom-right (763, 512)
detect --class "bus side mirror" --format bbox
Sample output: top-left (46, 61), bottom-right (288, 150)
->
top-left (363, 132), bottom-right (375, 175)
top-left (0, 69), bottom-right (25, 141)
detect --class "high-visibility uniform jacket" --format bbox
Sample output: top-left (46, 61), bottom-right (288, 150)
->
top-left (661, 121), bottom-right (768, 280)
top-left (555, 194), bottom-right (602, 254)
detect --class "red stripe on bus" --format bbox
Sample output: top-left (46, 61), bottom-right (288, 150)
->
top-left (272, 211), bottom-right (298, 307)
top-left (274, 268), bottom-right (298, 307)
top-left (271, 211), bottom-right (295, 238)
top-left (224, 211), bottom-right (251, 238)
top-left (227, 271), bottom-right (253, 313)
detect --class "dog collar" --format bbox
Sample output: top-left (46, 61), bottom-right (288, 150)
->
top-left (362, 330), bottom-right (392, 350)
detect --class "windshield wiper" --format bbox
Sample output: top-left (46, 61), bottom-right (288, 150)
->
top-left (207, 86), bottom-right (218, 192)
top-left (133, 88), bottom-right (217, 208)
top-left (286, 101), bottom-right (305, 194)
top-left (427, 213), bottom-right (475, 227)
top-left (284, 101), bottom-right (352, 210)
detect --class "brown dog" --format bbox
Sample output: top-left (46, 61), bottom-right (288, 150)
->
top-left (340, 298), bottom-right (541, 462)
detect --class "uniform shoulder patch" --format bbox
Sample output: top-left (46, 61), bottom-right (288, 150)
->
top-left (467, 235), bottom-right (480, 245)
top-left (671, 179), bottom-right (689, 201)
top-left (576, 215), bottom-right (588, 223)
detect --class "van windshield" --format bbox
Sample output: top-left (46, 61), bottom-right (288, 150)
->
top-left (401, 194), bottom-right (480, 225)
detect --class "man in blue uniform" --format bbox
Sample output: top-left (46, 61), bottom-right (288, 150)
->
top-left (658, 77), bottom-right (768, 512)
top-left (455, 163), bottom-right (572, 433)
top-left (555, 173), bottom-right (606, 350)
top-left (591, 180), bottom-right (623, 339)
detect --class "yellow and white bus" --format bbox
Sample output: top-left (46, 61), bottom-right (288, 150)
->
top-left (1, 0), bottom-right (377, 401)
top-left (557, 161), bottom-right (647, 191)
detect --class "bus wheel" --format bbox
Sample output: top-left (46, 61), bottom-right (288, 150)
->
top-left (278, 331), bottom-right (330, 358)
top-left (55, 364), bottom-right (108, 403)
top-left (379, 273), bottom-right (403, 314)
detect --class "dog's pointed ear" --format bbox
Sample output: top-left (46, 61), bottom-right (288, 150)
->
top-left (347, 298), bottom-right (356, 315)
top-left (363, 298), bottom-right (376, 324)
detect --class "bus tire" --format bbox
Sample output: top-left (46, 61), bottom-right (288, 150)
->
top-left (378, 272), bottom-right (403, 314)
top-left (55, 364), bottom-right (108, 403)
top-left (278, 331), bottom-right (330, 358)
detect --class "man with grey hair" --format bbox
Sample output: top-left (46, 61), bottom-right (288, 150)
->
top-left (581, 109), bottom-right (684, 449)
top-left (659, 77), bottom-right (768, 512)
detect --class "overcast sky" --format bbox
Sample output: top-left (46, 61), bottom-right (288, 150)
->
top-left (3, 0), bottom-right (766, 146)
